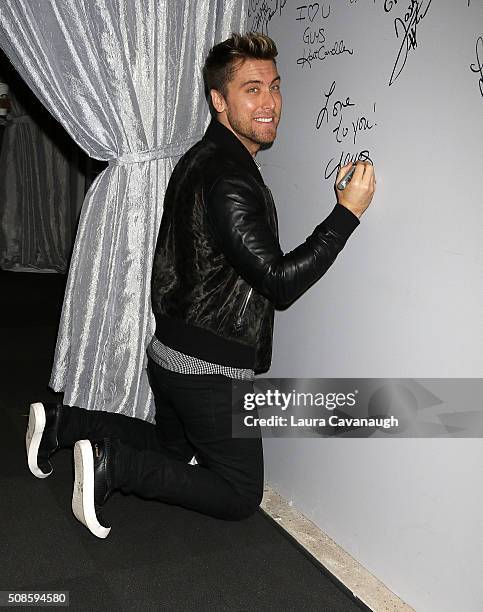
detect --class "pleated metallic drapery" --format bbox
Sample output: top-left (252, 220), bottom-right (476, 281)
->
top-left (0, 84), bottom-right (85, 272)
top-left (0, 0), bottom-right (248, 421)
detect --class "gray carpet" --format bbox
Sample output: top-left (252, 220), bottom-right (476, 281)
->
top-left (0, 270), bottom-right (369, 612)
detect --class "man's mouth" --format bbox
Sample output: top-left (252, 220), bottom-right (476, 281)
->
top-left (253, 117), bottom-right (274, 123)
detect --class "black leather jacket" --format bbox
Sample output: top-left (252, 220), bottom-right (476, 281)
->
top-left (151, 119), bottom-right (359, 374)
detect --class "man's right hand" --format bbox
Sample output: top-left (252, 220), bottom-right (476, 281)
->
top-left (335, 161), bottom-right (376, 219)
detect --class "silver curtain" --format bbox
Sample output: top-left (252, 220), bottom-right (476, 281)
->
top-left (0, 81), bottom-right (86, 272)
top-left (0, 0), bottom-right (248, 421)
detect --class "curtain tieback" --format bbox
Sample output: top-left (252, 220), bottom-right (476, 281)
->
top-left (109, 135), bottom-right (202, 166)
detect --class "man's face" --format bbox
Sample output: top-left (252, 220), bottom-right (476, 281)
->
top-left (211, 59), bottom-right (282, 156)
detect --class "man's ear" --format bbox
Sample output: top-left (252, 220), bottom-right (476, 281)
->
top-left (210, 89), bottom-right (226, 114)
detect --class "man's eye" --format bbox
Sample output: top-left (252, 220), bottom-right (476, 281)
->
top-left (270, 85), bottom-right (280, 92)
top-left (248, 88), bottom-right (258, 93)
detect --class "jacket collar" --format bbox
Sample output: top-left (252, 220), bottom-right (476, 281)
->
top-left (204, 119), bottom-right (263, 183)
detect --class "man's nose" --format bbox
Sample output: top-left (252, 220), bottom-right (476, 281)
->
top-left (261, 89), bottom-right (276, 110)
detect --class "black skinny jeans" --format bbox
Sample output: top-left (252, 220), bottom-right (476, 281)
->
top-left (58, 357), bottom-right (264, 521)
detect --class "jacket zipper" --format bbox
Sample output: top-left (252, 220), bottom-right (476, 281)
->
top-left (235, 287), bottom-right (253, 328)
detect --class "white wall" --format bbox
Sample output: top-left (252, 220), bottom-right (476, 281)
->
top-left (263, 438), bottom-right (483, 611)
top-left (248, 1), bottom-right (483, 610)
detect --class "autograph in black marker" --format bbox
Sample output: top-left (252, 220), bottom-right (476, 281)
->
top-left (389, 0), bottom-right (433, 86)
top-left (315, 80), bottom-right (376, 145)
top-left (297, 40), bottom-right (353, 69)
top-left (470, 35), bottom-right (483, 98)
top-left (316, 80), bottom-right (355, 129)
top-left (325, 151), bottom-right (374, 181)
top-left (295, 3), bottom-right (331, 22)
top-left (248, 0), bottom-right (287, 35)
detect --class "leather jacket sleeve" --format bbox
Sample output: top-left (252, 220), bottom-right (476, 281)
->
top-left (206, 175), bottom-right (360, 309)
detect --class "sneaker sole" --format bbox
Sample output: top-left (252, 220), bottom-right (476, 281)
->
top-left (26, 402), bottom-right (52, 478)
top-left (72, 440), bottom-right (111, 539)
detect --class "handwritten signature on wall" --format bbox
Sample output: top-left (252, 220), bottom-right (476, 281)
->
top-left (470, 35), bottom-right (483, 99)
top-left (387, 0), bottom-right (433, 86)
top-left (295, 3), bottom-right (354, 69)
top-left (315, 80), bottom-right (376, 179)
top-left (248, 0), bottom-right (288, 35)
